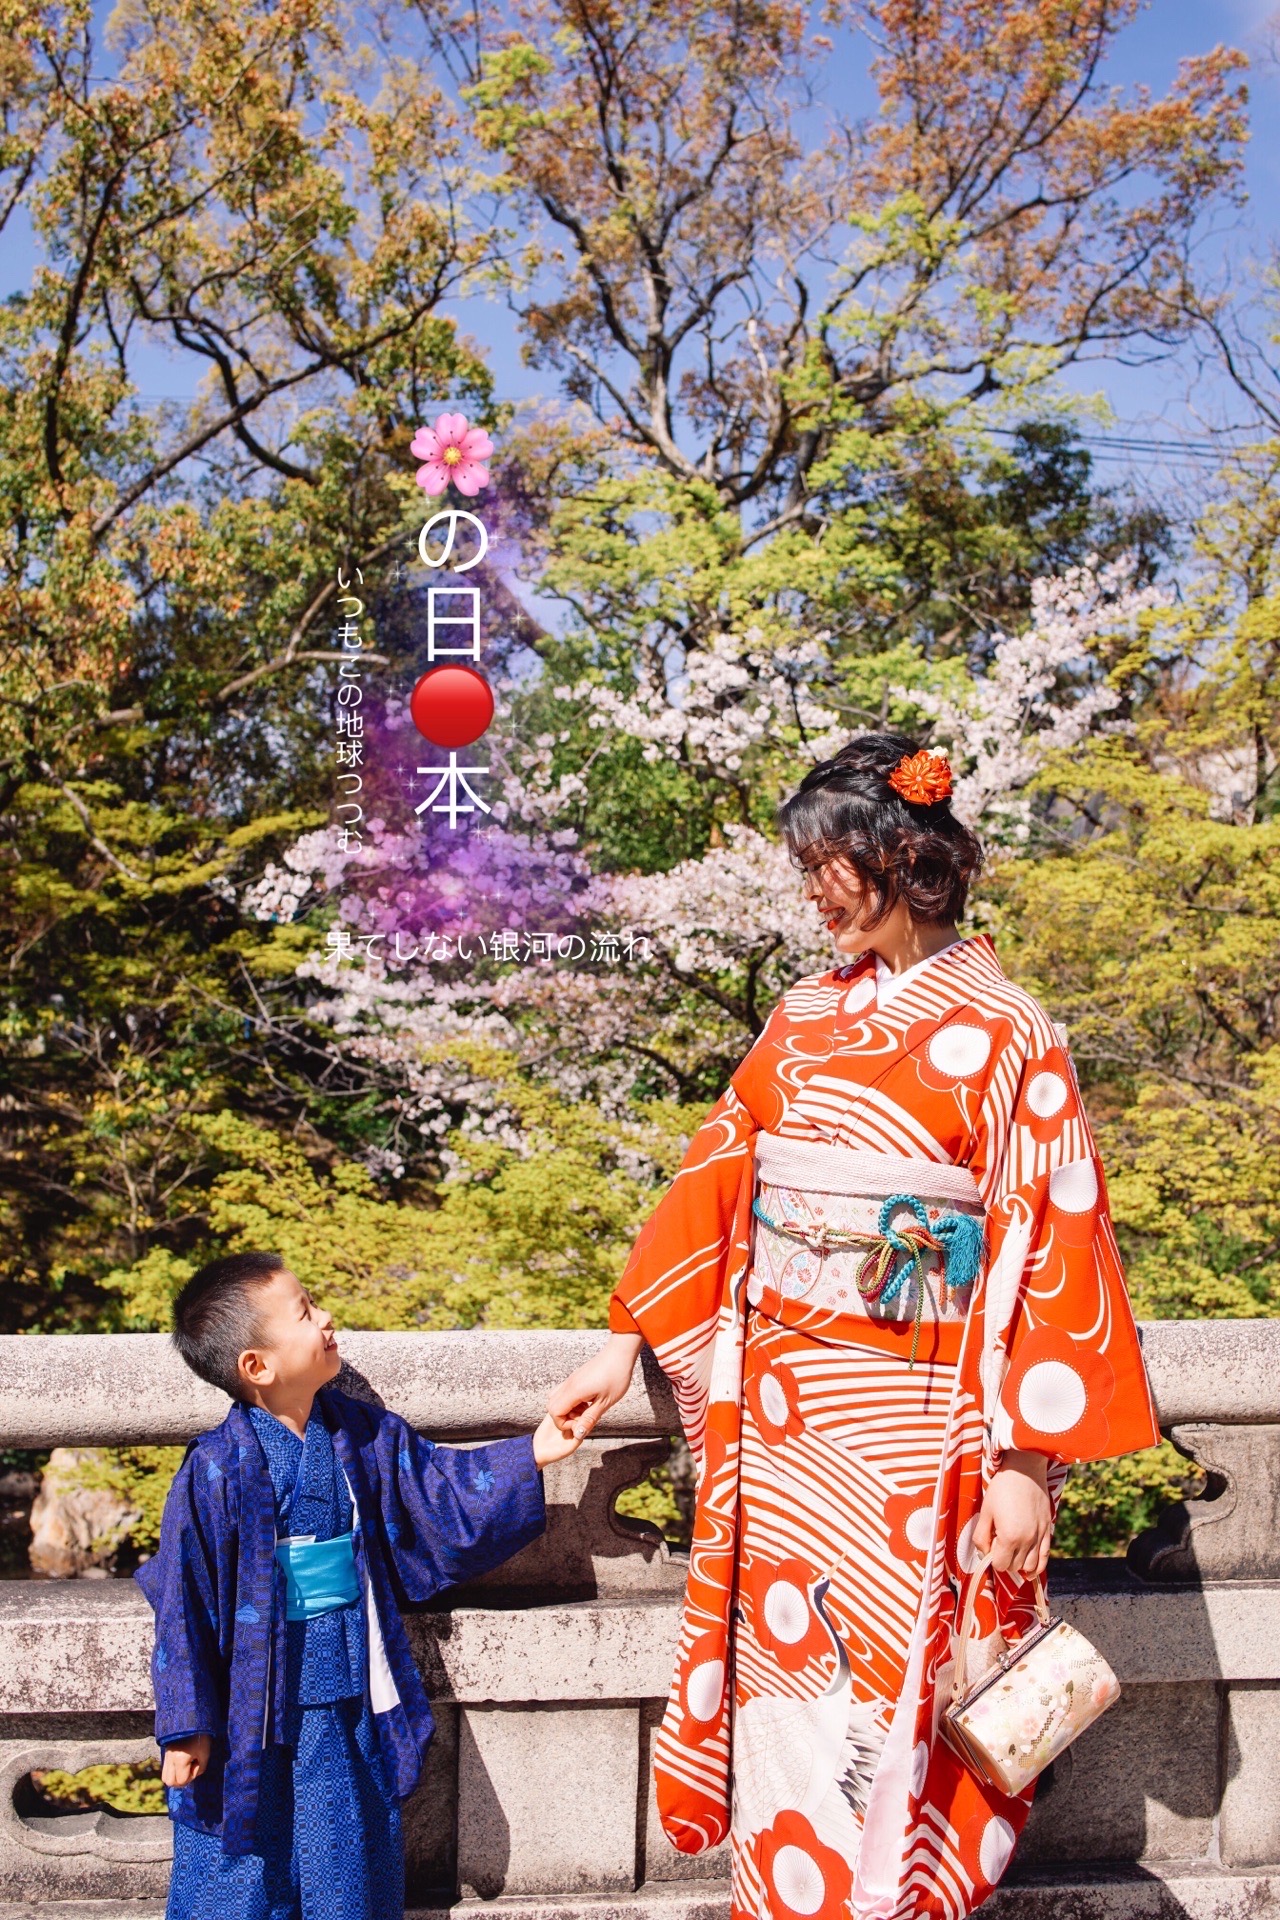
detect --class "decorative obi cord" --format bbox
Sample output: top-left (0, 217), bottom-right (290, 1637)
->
top-left (750, 1133), bottom-right (986, 1367)
top-left (275, 1532), bottom-right (360, 1620)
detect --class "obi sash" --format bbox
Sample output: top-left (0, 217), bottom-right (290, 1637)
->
top-left (750, 1132), bottom-right (986, 1363)
top-left (275, 1532), bottom-right (360, 1620)
top-left (753, 1132), bottom-right (984, 1206)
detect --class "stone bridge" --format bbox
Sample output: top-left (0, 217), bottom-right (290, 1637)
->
top-left (0, 1321), bottom-right (1277, 1920)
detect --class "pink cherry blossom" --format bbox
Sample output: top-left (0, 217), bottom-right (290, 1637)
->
top-left (241, 557), bottom-right (1172, 1171)
top-left (903, 556), bottom-right (1167, 844)
top-left (410, 412), bottom-right (494, 496)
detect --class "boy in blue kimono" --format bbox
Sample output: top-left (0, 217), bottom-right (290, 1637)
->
top-left (137, 1249), bottom-right (580, 1920)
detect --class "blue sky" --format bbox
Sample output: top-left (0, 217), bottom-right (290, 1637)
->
top-left (8, 0), bottom-right (1280, 503)
top-left (447, 2), bottom-right (1280, 461)
top-left (1059, 0), bottom-right (1280, 435)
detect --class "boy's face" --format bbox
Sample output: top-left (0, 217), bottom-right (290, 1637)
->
top-left (237, 1268), bottom-right (341, 1402)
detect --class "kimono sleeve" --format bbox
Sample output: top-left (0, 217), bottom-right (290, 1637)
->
top-left (381, 1419), bottom-right (545, 1600)
top-left (608, 1083), bottom-right (756, 1351)
top-left (968, 1017), bottom-right (1159, 1465)
top-left (133, 1452), bottom-right (227, 1747)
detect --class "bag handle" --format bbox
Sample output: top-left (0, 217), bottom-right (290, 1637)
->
top-left (951, 1550), bottom-right (1051, 1700)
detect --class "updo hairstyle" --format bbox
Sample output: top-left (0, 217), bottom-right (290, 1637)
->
top-left (777, 732), bottom-right (982, 929)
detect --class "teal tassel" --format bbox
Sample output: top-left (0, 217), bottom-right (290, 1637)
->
top-left (933, 1210), bottom-right (984, 1293)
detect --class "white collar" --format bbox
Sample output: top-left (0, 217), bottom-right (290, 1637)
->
top-left (874, 937), bottom-right (962, 1005)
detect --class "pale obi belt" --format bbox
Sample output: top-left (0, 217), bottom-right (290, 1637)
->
top-left (275, 1533), bottom-right (360, 1620)
top-left (749, 1132), bottom-right (985, 1337)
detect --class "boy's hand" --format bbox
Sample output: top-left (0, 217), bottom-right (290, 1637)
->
top-left (161, 1734), bottom-right (212, 1788)
top-left (533, 1411), bottom-right (584, 1468)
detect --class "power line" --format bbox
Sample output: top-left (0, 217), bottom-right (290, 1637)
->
top-left (985, 425), bottom-right (1274, 465)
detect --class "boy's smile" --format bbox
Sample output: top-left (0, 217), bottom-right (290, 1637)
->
top-left (237, 1268), bottom-right (341, 1429)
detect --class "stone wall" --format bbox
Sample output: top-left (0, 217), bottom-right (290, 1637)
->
top-left (0, 1323), bottom-right (1277, 1920)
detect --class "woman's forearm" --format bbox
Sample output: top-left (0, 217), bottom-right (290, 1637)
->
top-left (999, 1446), bottom-right (1049, 1487)
top-left (547, 1330), bottom-right (643, 1437)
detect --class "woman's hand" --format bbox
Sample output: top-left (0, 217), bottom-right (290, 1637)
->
top-left (547, 1333), bottom-right (643, 1440)
top-left (972, 1449), bottom-right (1052, 1580)
top-left (161, 1734), bottom-right (211, 1788)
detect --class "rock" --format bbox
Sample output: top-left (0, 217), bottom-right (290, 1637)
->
top-left (0, 1468), bottom-right (38, 1578)
top-left (28, 1450), bottom-right (141, 1579)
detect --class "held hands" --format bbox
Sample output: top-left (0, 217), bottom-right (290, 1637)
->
top-left (545, 1333), bottom-right (642, 1445)
top-left (971, 1449), bottom-right (1053, 1580)
top-left (533, 1411), bottom-right (585, 1467)
top-left (161, 1734), bottom-right (211, 1788)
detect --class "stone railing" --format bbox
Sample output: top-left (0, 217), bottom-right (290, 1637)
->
top-left (0, 1321), bottom-right (1278, 1920)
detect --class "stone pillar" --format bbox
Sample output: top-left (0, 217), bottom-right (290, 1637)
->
top-left (1220, 1684), bottom-right (1280, 1869)
top-left (457, 1704), bottom-right (640, 1898)
top-left (1128, 1424), bottom-right (1280, 1583)
top-left (1015, 1683), bottom-right (1217, 1867)
top-left (455, 1438), bottom-right (679, 1600)
top-left (0, 1738), bottom-right (170, 1904)
top-left (402, 1702), bottom-right (459, 1901)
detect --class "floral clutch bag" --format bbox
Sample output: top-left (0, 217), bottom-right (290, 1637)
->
top-left (941, 1553), bottom-right (1120, 1796)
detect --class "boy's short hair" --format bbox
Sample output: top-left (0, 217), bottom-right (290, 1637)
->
top-left (172, 1251), bottom-right (288, 1400)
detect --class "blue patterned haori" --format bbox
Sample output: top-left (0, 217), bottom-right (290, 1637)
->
top-left (138, 1386), bottom-right (545, 1919)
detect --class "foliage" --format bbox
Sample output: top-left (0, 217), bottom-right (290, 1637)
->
top-left (1053, 1445), bottom-right (1205, 1561)
top-left (103, 1091), bottom-right (700, 1333)
top-left (465, 0), bottom-right (1244, 496)
top-left (0, 0), bottom-right (1274, 1572)
top-left (453, 0), bottom-right (1237, 697)
top-left (0, 0), bottom-right (500, 1328)
top-left (615, 1456), bottom-right (689, 1547)
top-left (982, 542), bottom-right (1280, 1321)
top-left (30, 1761), bottom-right (166, 1818)
top-left (622, 1437), bottom-right (699, 1548)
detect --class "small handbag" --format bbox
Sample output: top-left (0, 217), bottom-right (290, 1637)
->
top-left (940, 1551), bottom-right (1120, 1795)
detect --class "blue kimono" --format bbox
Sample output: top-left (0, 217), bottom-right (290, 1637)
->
top-left (136, 1386), bottom-right (545, 1920)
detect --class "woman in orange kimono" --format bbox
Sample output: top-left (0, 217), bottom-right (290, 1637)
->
top-left (548, 733), bottom-right (1158, 1920)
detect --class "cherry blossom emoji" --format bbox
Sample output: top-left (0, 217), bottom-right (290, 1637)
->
top-left (410, 413), bottom-right (494, 496)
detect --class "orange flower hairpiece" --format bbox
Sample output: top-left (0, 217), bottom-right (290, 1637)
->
top-left (888, 749), bottom-right (953, 807)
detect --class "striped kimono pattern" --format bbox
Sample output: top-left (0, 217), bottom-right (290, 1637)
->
top-left (609, 934), bottom-right (1159, 1920)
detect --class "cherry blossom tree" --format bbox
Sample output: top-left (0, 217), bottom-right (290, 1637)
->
top-left (246, 562), bottom-right (1163, 1158)
top-left (906, 559), bottom-right (1169, 842)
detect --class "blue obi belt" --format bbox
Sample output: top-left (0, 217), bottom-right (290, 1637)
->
top-left (275, 1532), bottom-right (360, 1620)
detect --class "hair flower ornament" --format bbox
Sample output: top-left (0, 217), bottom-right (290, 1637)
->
top-left (410, 412), bottom-right (493, 496)
top-left (888, 749), bottom-right (953, 806)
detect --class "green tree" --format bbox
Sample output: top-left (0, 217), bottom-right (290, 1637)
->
top-left (0, 0), bottom-right (496, 1323)
top-left (462, 0), bottom-right (1240, 664)
top-left (3, 0), bottom-right (1272, 1578)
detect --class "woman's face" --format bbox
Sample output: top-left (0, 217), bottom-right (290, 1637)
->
top-left (797, 850), bottom-right (881, 956)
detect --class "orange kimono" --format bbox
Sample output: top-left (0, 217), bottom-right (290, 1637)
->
top-left (609, 934), bottom-right (1157, 1920)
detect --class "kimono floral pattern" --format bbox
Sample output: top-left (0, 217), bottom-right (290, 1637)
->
top-left (608, 934), bottom-right (1158, 1920)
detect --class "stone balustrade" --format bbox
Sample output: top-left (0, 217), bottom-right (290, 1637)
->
top-left (0, 1321), bottom-right (1278, 1920)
